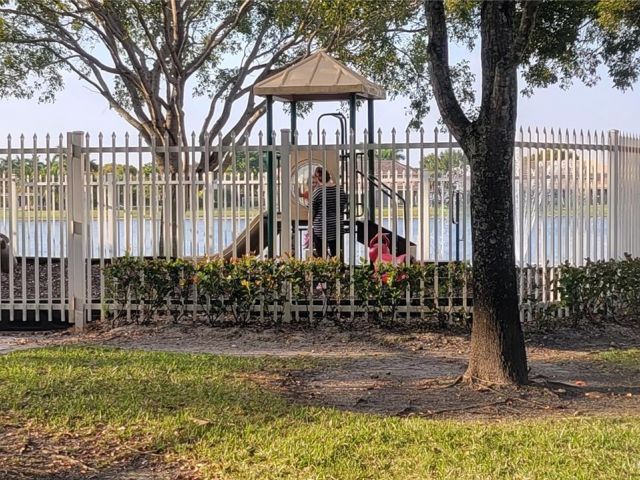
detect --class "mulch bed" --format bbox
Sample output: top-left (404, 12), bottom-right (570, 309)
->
top-left (0, 260), bottom-right (102, 301)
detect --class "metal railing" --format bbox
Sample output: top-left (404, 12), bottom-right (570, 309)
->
top-left (0, 127), bottom-right (638, 327)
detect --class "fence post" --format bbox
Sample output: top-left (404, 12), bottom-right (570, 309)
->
top-left (67, 131), bottom-right (86, 331)
top-left (608, 129), bottom-right (619, 259)
top-left (105, 173), bottom-right (114, 257)
top-left (280, 129), bottom-right (291, 255)
top-left (279, 129), bottom-right (292, 323)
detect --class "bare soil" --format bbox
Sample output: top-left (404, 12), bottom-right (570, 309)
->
top-left (0, 415), bottom-right (195, 480)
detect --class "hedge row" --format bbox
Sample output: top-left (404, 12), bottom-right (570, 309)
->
top-left (104, 256), bottom-right (469, 328)
top-left (557, 255), bottom-right (640, 324)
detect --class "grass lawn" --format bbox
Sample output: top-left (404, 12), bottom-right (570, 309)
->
top-left (597, 348), bottom-right (640, 371)
top-left (1, 347), bottom-right (639, 479)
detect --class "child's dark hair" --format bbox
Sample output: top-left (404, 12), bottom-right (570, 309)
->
top-left (314, 166), bottom-right (331, 182)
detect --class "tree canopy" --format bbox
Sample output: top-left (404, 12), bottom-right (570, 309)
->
top-left (424, 1), bottom-right (640, 109)
top-left (0, 0), bottom-right (422, 171)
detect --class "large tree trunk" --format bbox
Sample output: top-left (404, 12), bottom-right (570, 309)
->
top-left (460, 2), bottom-right (528, 384)
top-left (425, 0), bottom-right (537, 384)
top-left (463, 128), bottom-right (528, 384)
top-left (154, 124), bottom-right (183, 258)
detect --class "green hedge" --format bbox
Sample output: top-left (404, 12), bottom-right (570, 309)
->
top-left (104, 256), bottom-right (469, 328)
top-left (557, 255), bottom-right (640, 324)
top-left (104, 255), bottom-right (640, 329)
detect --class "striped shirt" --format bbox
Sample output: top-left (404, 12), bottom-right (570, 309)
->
top-left (311, 185), bottom-right (348, 241)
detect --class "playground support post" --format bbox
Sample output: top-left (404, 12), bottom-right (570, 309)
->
top-left (367, 98), bottom-right (375, 220)
top-left (267, 95), bottom-right (274, 257)
top-left (349, 93), bottom-right (357, 224)
top-left (348, 94), bottom-right (357, 267)
top-left (290, 102), bottom-right (297, 144)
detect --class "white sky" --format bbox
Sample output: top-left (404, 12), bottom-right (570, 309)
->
top-left (1, 44), bottom-right (638, 144)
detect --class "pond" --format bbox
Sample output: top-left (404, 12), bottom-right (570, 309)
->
top-left (0, 216), bottom-right (609, 266)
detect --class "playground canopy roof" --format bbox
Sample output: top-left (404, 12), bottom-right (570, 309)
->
top-left (253, 51), bottom-right (386, 102)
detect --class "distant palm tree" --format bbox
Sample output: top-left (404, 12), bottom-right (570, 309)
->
top-left (40, 154), bottom-right (100, 176)
top-left (0, 157), bottom-right (45, 177)
top-left (378, 149), bottom-right (405, 161)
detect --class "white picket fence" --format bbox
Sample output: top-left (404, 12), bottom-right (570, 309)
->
top-left (0, 127), bottom-right (638, 328)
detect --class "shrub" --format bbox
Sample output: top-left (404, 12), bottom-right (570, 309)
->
top-left (103, 256), bottom-right (472, 328)
top-left (104, 255), bottom-right (145, 325)
top-left (195, 257), bottom-right (228, 326)
top-left (556, 255), bottom-right (640, 324)
top-left (305, 256), bottom-right (350, 326)
top-left (139, 259), bottom-right (174, 324)
top-left (165, 259), bottom-right (197, 323)
top-left (223, 256), bottom-right (290, 326)
top-left (104, 255), bottom-right (640, 329)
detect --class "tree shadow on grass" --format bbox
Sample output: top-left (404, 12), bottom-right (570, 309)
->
top-left (266, 348), bottom-right (640, 419)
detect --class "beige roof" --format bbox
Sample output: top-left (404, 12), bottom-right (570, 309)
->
top-left (254, 51), bottom-right (386, 102)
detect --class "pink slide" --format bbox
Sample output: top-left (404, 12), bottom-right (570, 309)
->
top-left (368, 233), bottom-right (407, 264)
top-left (368, 233), bottom-right (407, 284)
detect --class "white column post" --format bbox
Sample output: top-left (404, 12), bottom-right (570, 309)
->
top-left (9, 175), bottom-right (17, 256)
top-left (67, 131), bottom-right (86, 331)
top-left (105, 173), bottom-right (114, 257)
top-left (279, 129), bottom-right (292, 323)
top-left (280, 129), bottom-right (291, 255)
top-left (418, 170), bottom-right (430, 261)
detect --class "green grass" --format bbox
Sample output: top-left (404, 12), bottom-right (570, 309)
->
top-left (1, 347), bottom-right (639, 479)
top-left (597, 348), bottom-right (640, 370)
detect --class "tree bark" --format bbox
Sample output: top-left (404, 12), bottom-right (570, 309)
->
top-left (425, 0), bottom-right (537, 384)
top-left (464, 127), bottom-right (528, 384)
top-left (153, 126), bottom-right (184, 259)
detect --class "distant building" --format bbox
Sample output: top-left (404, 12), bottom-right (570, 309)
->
top-left (518, 155), bottom-right (609, 203)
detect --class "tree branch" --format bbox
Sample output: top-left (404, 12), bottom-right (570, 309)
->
top-left (512, 1), bottom-right (540, 65)
top-left (47, 48), bottom-right (152, 140)
top-left (130, 2), bottom-right (175, 83)
top-left (424, 0), bottom-right (471, 141)
top-left (184, 0), bottom-right (254, 77)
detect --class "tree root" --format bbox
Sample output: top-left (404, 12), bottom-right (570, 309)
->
top-left (404, 399), bottom-right (509, 417)
top-left (49, 453), bottom-right (99, 473)
top-left (452, 375), bottom-right (563, 409)
top-left (530, 376), bottom-right (584, 390)
top-left (418, 375), bottom-right (464, 390)
top-left (123, 445), bottom-right (164, 457)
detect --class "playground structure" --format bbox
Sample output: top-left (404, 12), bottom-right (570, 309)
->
top-left (223, 50), bottom-right (416, 263)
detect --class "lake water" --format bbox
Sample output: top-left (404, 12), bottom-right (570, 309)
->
top-left (0, 216), bottom-right (609, 266)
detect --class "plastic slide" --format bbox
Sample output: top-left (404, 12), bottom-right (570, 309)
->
top-left (222, 213), bottom-right (269, 260)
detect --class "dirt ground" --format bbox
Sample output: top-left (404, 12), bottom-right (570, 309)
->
top-left (0, 415), bottom-right (190, 480)
top-left (2, 321), bottom-right (639, 420)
